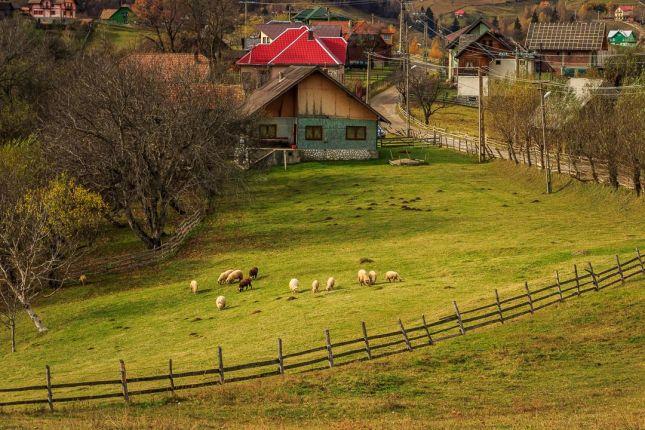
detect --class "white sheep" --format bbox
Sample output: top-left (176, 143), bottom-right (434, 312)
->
top-left (289, 278), bottom-right (299, 294)
top-left (190, 280), bottom-right (198, 294)
top-left (216, 295), bottom-right (226, 310)
top-left (385, 271), bottom-right (402, 282)
top-left (357, 269), bottom-right (370, 286)
top-left (217, 269), bottom-right (234, 284)
top-left (79, 274), bottom-right (87, 285)
top-left (368, 270), bottom-right (377, 285)
top-left (226, 270), bottom-right (244, 284)
top-left (311, 280), bottom-right (319, 293)
top-left (326, 277), bottom-right (335, 291)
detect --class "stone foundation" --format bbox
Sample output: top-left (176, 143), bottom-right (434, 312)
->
top-left (298, 149), bottom-right (379, 161)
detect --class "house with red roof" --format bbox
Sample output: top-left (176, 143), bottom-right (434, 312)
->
top-left (614, 5), bottom-right (635, 21)
top-left (237, 26), bottom-right (347, 89)
top-left (454, 9), bottom-right (465, 17)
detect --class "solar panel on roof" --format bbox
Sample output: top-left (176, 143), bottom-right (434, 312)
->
top-left (525, 22), bottom-right (605, 51)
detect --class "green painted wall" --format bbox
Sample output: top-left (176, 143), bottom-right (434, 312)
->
top-left (296, 117), bottom-right (377, 150)
top-left (109, 7), bottom-right (134, 24)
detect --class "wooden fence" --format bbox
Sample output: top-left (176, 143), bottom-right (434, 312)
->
top-left (1, 251), bottom-right (642, 410)
top-left (68, 209), bottom-right (204, 279)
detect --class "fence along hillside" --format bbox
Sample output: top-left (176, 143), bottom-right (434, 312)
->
top-left (1, 251), bottom-right (643, 411)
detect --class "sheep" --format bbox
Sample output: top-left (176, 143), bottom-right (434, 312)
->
top-left (357, 269), bottom-right (371, 286)
top-left (218, 269), bottom-right (235, 284)
top-left (311, 280), bottom-right (319, 294)
top-left (326, 277), bottom-right (335, 291)
top-left (289, 278), bottom-right (299, 294)
top-left (249, 267), bottom-right (259, 279)
top-left (79, 274), bottom-right (87, 285)
top-left (385, 271), bottom-right (402, 282)
top-left (226, 270), bottom-right (244, 284)
top-left (216, 295), bottom-right (226, 310)
top-left (190, 280), bottom-right (198, 294)
top-left (238, 278), bottom-right (252, 292)
top-left (368, 270), bottom-right (377, 285)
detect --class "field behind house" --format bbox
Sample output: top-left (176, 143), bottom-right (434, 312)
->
top-left (0, 147), bottom-right (643, 405)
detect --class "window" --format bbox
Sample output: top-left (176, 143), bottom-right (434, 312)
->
top-left (346, 126), bottom-right (367, 140)
top-left (495, 60), bottom-right (501, 65)
top-left (259, 124), bottom-right (277, 139)
top-left (305, 125), bottom-right (323, 141)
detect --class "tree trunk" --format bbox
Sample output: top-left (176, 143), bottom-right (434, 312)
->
top-left (588, 156), bottom-right (599, 183)
top-left (124, 207), bottom-right (158, 249)
top-left (525, 139), bottom-right (532, 167)
top-left (20, 299), bottom-right (47, 333)
top-left (633, 165), bottom-right (642, 196)
top-left (556, 150), bottom-right (561, 174)
top-left (607, 158), bottom-right (619, 189)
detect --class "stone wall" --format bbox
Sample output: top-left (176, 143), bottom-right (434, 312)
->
top-left (299, 148), bottom-right (379, 161)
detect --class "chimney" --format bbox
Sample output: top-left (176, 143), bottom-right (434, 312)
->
top-left (308, 29), bottom-right (314, 40)
top-left (279, 71), bottom-right (285, 81)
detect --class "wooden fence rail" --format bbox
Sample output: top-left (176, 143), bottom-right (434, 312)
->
top-left (1, 251), bottom-right (642, 410)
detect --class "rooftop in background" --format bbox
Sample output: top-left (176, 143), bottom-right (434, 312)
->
top-left (256, 21), bottom-right (305, 40)
top-left (445, 19), bottom-right (490, 49)
top-left (525, 22), bottom-right (606, 51)
top-left (292, 6), bottom-right (350, 23)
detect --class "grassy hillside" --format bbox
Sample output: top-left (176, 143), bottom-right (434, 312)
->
top-left (0, 147), bottom-right (643, 398)
top-left (4, 275), bottom-right (643, 428)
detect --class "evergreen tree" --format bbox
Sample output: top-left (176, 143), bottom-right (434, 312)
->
top-left (492, 16), bottom-right (499, 29)
top-left (425, 7), bottom-right (436, 32)
top-left (450, 16), bottom-right (460, 32)
top-left (550, 8), bottom-right (559, 22)
top-left (531, 10), bottom-right (539, 22)
top-left (513, 17), bottom-right (523, 39)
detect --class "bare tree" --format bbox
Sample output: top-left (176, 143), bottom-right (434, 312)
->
top-left (133, 0), bottom-right (189, 52)
top-left (615, 85), bottom-right (645, 195)
top-left (487, 79), bottom-right (520, 163)
top-left (186, 0), bottom-right (239, 63)
top-left (407, 69), bottom-right (446, 125)
top-left (0, 281), bottom-right (19, 352)
top-left (44, 54), bottom-right (249, 249)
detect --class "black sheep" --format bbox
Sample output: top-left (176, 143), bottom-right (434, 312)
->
top-left (249, 267), bottom-right (259, 279)
top-left (238, 278), bottom-right (252, 292)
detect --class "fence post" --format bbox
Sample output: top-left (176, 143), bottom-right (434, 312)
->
top-left (398, 319), bottom-right (412, 351)
top-left (524, 282), bottom-right (534, 314)
top-left (574, 264), bottom-right (581, 296)
top-left (421, 314), bottom-right (433, 344)
top-left (277, 338), bottom-right (284, 375)
top-left (119, 359), bottom-right (130, 404)
top-left (615, 255), bottom-right (624, 284)
top-left (453, 301), bottom-right (465, 334)
top-left (555, 271), bottom-right (563, 302)
top-left (494, 289), bottom-right (504, 324)
top-left (324, 329), bottom-right (334, 368)
top-left (361, 321), bottom-right (372, 360)
top-left (168, 359), bottom-right (175, 395)
top-left (217, 346), bottom-right (224, 384)
top-left (45, 365), bottom-right (53, 412)
top-left (588, 262), bottom-right (599, 291)
top-left (637, 248), bottom-right (644, 273)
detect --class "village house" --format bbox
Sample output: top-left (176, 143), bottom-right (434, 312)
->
top-left (614, 5), bottom-right (635, 22)
top-left (525, 22), bottom-right (608, 76)
top-left (236, 26), bottom-right (347, 89)
top-left (27, 0), bottom-right (76, 20)
top-left (256, 21), bottom-right (342, 44)
top-left (608, 29), bottom-right (637, 46)
top-left (292, 7), bottom-right (350, 25)
top-left (243, 66), bottom-right (389, 161)
top-left (309, 19), bottom-right (352, 38)
top-left (454, 9), bottom-right (465, 18)
top-left (452, 29), bottom-right (534, 97)
top-left (445, 18), bottom-right (491, 81)
top-left (99, 4), bottom-right (135, 24)
top-left (346, 21), bottom-right (395, 67)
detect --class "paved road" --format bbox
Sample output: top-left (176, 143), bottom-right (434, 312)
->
top-left (370, 86), bottom-right (412, 135)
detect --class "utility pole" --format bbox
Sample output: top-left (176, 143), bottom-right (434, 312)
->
top-left (539, 81), bottom-right (552, 194)
top-left (366, 51), bottom-right (371, 104)
top-left (398, 0), bottom-right (404, 53)
top-left (244, 1), bottom-right (248, 38)
top-left (515, 48), bottom-right (519, 78)
top-left (478, 68), bottom-right (485, 163)
top-left (423, 20), bottom-right (428, 61)
top-left (406, 54), bottom-right (410, 137)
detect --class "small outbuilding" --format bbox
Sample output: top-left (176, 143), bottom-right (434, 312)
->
top-left (243, 66), bottom-right (389, 160)
top-left (99, 4), bottom-right (134, 24)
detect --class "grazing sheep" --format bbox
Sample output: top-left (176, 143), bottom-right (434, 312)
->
top-left (326, 277), bottom-right (335, 291)
top-left (249, 267), bottom-right (259, 279)
top-left (357, 269), bottom-right (371, 286)
top-left (218, 269), bottom-right (234, 284)
top-left (368, 270), bottom-right (377, 285)
top-left (190, 280), bottom-right (198, 294)
top-left (226, 270), bottom-right (244, 284)
top-left (385, 271), bottom-right (402, 282)
top-left (238, 278), bottom-right (252, 292)
top-left (289, 278), bottom-right (299, 294)
top-left (79, 274), bottom-right (87, 285)
top-left (216, 295), bottom-right (226, 310)
top-left (311, 280), bottom-right (320, 293)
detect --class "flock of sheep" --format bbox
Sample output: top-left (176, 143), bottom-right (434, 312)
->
top-left (189, 267), bottom-right (402, 311)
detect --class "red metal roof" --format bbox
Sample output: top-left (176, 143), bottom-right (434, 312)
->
top-left (237, 26), bottom-right (346, 66)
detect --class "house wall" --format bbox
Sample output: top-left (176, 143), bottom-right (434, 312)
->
top-left (538, 50), bottom-right (603, 72)
top-left (110, 8), bottom-right (132, 24)
top-left (457, 76), bottom-right (488, 97)
top-left (297, 73), bottom-right (375, 119)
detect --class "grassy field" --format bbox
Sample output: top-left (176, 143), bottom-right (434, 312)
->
top-left (412, 103), bottom-right (482, 137)
top-left (87, 23), bottom-right (148, 50)
top-left (4, 276), bottom-right (643, 428)
top-left (0, 147), bottom-right (643, 417)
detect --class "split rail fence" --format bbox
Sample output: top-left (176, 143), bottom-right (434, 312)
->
top-left (1, 251), bottom-right (643, 411)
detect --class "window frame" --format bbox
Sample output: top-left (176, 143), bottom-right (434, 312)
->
top-left (345, 125), bottom-right (367, 141)
top-left (259, 124), bottom-right (277, 139)
top-left (305, 125), bottom-right (323, 141)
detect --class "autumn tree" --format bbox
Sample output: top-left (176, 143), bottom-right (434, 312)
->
top-left (44, 54), bottom-right (250, 249)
